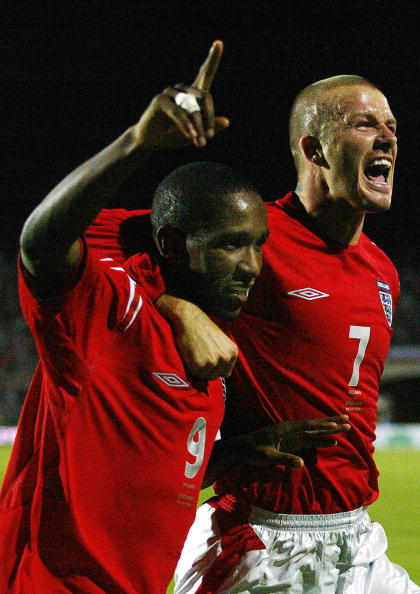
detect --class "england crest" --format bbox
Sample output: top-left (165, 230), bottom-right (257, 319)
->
top-left (377, 280), bottom-right (393, 327)
top-left (221, 377), bottom-right (227, 401)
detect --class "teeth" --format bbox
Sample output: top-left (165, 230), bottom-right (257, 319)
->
top-left (232, 288), bottom-right (251, 296)
top-left (370, 158), bottom-right (391, 168)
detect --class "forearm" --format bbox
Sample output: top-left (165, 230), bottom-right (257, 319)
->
top-left (155, 294), bottom-right (238, 380)
top-left (20, 126), bottom-right (150, 272)
top-left (202, 415), bottom-right (352, 487)
top-left (202, 433), bottom-right (255, 488)
top-left (20, 41), bottom-right (228, 278)
top-left (155, 294), bottom-right (201, 332)
top-left (202, 438), bottom-right (239, 488)
top-left (203, 428), bottom-right (303, 488)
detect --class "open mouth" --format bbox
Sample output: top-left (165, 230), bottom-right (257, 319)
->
top-left (363, 158), bottom-right (392, 186)
top-left (228, 287), bottom-right (252, 303)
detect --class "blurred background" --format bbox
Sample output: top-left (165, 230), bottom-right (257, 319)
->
top-left (1, 2), bottom-right (419, 429)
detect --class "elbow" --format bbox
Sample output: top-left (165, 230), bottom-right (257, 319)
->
top-left (20, 218), bottom-right (33, 254)
top-left (20, 208), bottom-right (51, 260)
top-left (20, 216), bottom-right (40, 258)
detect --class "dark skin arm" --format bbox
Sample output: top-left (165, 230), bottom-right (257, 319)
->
top-left (202, 415), bottom-right (351, 488)
top-left (20, 41), bottom-right (228, 287)
top-left (155, 295), bottom-right (239, 379)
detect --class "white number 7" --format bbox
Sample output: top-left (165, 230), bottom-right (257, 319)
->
top-left (348, 326), bottom-right (370, 386)
top-left (185, 417), bottom-right (207, 479)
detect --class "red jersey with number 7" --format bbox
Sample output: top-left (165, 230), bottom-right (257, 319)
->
top-left (216, 192), bottom-right (400, 514)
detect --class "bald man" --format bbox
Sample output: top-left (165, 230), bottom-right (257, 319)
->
top-left (171, 76), bottom-right (419, 592)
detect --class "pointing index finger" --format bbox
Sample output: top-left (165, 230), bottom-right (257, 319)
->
top-left (192, 40), bottom-right (223, 92)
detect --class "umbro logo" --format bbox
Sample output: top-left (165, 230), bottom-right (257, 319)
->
top-left (287, 288), bottom-right (329, 300)
top-left (152, 372), bottom-right (190, 388)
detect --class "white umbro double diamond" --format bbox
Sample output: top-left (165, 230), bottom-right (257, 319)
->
top-left (287, 287), bottom-right (329, 300)
top-left (153, 372), bottom-right (190, 388)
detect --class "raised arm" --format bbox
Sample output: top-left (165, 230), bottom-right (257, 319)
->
top-left (20, 40), bottom-right (228, 287)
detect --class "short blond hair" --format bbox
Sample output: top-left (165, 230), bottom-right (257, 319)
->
top-left (289, 75), bottom-right (379, 169)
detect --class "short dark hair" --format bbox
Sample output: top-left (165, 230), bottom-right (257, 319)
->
top-left (151, 161), bottom-right (258, 233)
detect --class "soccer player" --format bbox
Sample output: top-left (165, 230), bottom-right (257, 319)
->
top-left (0, 42), bottom-right (351, 594)
top-left (166, 77), bottom-right (419, 592)
top-left (0, 42), bottom-right (264, 594)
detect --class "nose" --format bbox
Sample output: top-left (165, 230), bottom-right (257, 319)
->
top-left (374, 124), bottom-right (397, 151)
top-left (237, 246), bottom-right (263, 279)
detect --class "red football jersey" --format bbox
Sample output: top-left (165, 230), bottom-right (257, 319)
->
top-left (216, 193), bottom-right (400, 514)
top-left (73, 200), bottom-right (399, 515)
top-left (0, 247), bottom-right (224, 593)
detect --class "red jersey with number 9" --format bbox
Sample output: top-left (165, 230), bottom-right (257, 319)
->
top-left (0, 245), bottom-right (224, 593)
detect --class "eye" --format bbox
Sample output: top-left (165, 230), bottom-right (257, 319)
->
top-left (356, 121), bottom-right (373, 129)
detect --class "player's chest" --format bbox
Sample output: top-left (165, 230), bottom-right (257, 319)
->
top-left (257, 240), bottom-right (394, 336)
top-left (89, 311), bottom-right (225, 420)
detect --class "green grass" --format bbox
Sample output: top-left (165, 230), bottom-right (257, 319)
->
top-left (369, 450), bottom-right (420, 584)
top-left (1, 446), bottom-right (418, 591)
top-left (0, 445), bottom-right (11, 481)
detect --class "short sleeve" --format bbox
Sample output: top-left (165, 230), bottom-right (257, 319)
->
top-left (18, 246), bottom-right (148, 402)
top-left (85, 208), bottom-right (166, 302)
top-left (85, 208), bottom-right (154, 263)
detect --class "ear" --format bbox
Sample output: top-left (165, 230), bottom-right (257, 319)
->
top-left (155, 226), bottom-right (187, 260)
top-left (299, 136), bottom-right (327, 167)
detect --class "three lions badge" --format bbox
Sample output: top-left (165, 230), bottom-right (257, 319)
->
top-left (377, 280), bottom-right (393, 327)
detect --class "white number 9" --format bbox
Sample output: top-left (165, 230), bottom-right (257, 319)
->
top-left (185, 417), bottom-right (207, 479)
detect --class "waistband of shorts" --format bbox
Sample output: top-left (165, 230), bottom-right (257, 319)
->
top-left (249, 505), bottom-right (369, 531)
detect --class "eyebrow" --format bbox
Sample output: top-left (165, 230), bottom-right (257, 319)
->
top-left (349, 112), bottom-right (398, 126)
top-left (214, 230), bottom-right (269, 244)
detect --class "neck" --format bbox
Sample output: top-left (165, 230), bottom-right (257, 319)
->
top-left (159, 258), bottom-right (197, 302)
top-left (295, 181), bottom-right (365, 246)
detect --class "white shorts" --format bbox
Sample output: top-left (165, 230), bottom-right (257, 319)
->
top-left (174, 502), bottom-right (419, 594)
